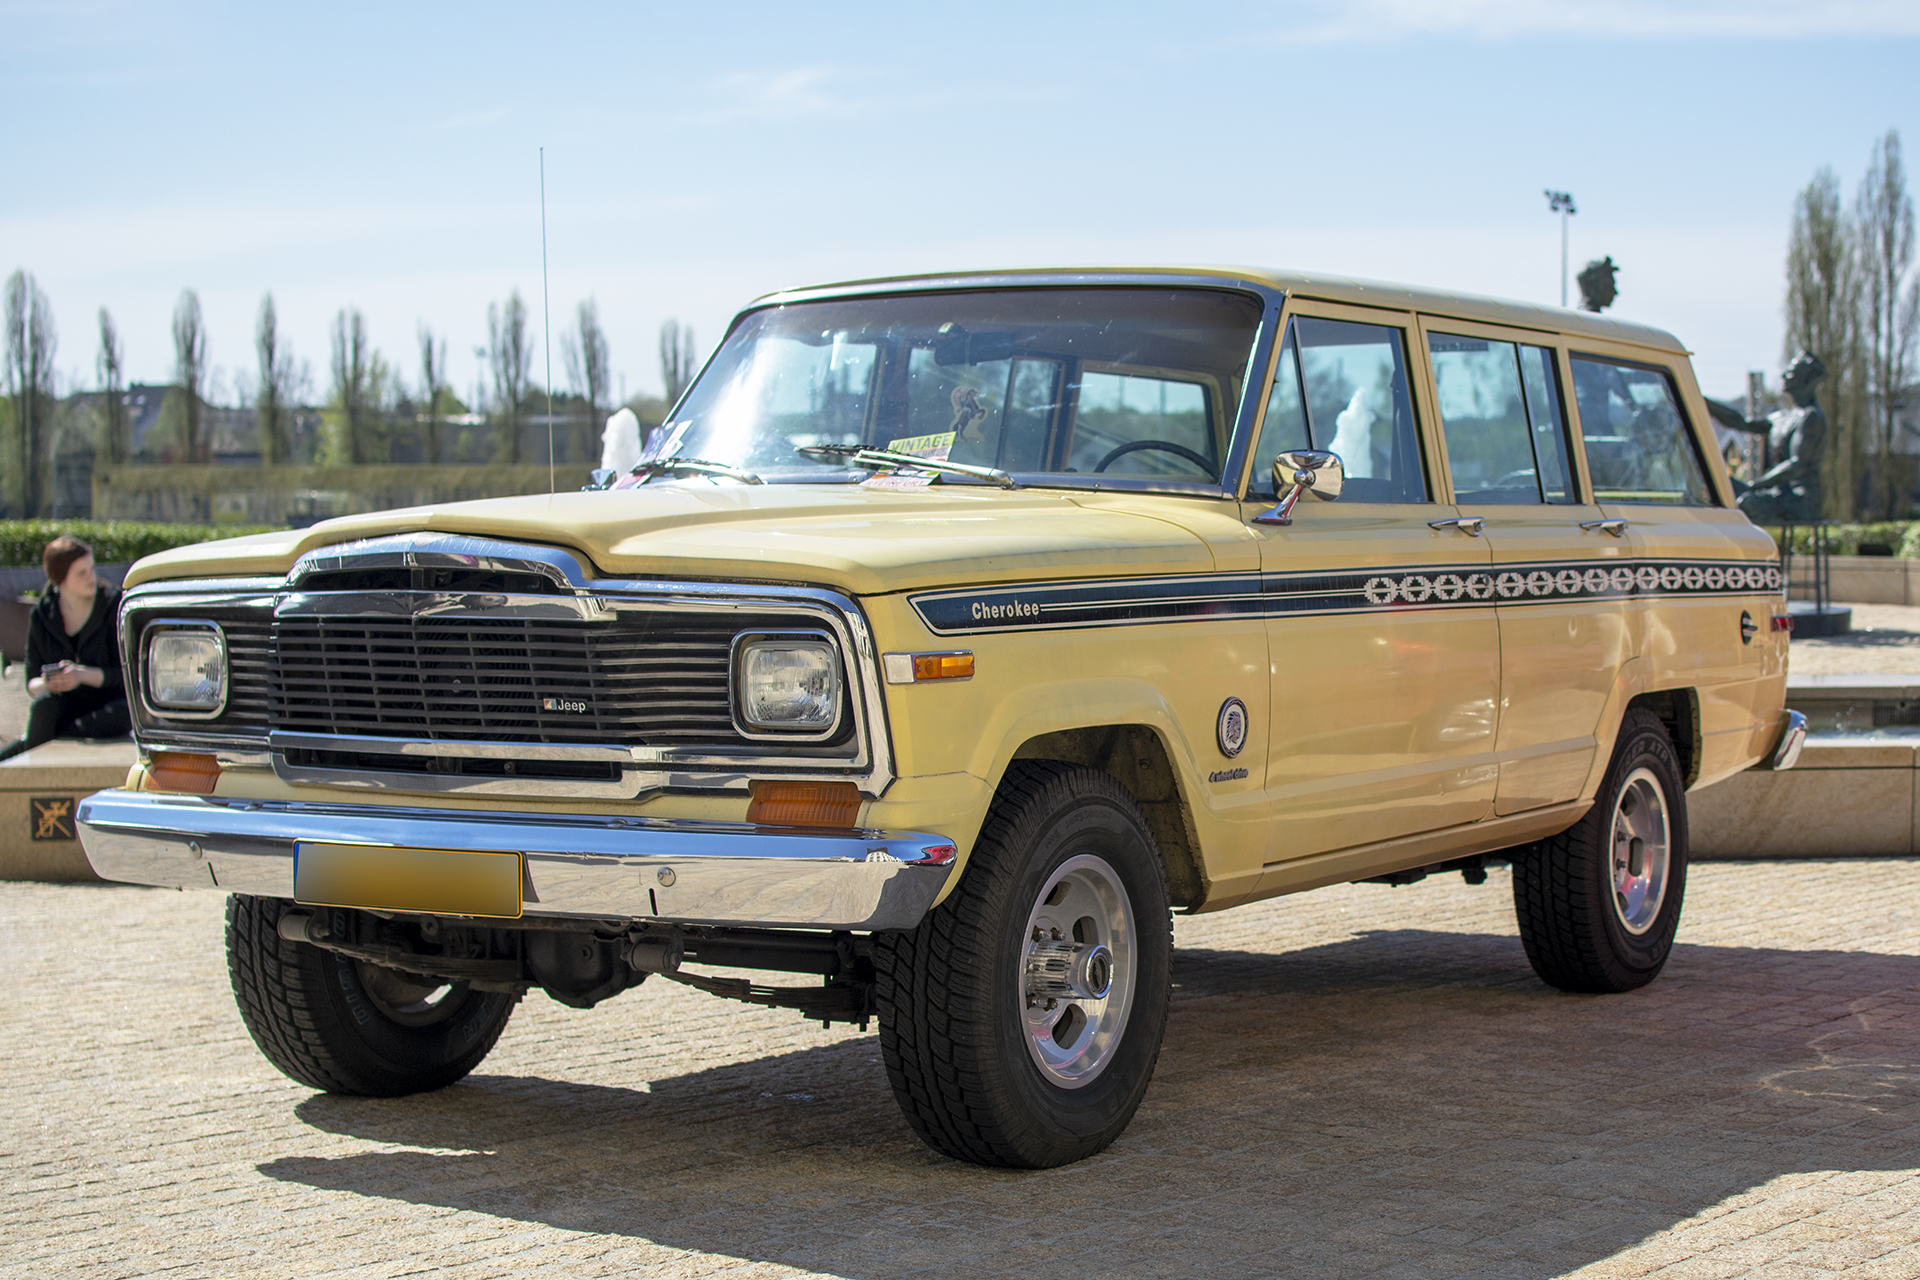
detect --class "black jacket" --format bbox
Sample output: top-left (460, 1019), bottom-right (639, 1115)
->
top-left (24, 583), bottom-right (124, 698)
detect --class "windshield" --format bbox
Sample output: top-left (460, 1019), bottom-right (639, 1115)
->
top-left (637, 288), bottom-right (1264, 487)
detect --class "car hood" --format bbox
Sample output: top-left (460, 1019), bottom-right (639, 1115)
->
top-left (122, 484), bottom-right (1231, 596)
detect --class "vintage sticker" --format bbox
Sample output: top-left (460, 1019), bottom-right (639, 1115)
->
top-left (31, 797), bottom-right (76, 841)
top-left (885, 431), bottom-right (956, 461)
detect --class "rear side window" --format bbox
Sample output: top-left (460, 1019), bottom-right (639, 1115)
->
top-left (1428, 334), bottom-right (1577, 505)
top-left (1249, 317), bottom-right (1429, 502)
top-left (1569, 357), bottom-right (1715, 506)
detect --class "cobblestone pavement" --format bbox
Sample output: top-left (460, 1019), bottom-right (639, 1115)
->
top-left (4, 862), bottom-right (1920, 1279)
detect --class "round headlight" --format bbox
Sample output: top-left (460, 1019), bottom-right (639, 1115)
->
top-left (733, 636), bottom-right (842, 738)
top-left (146, 623), bottom-right (228, 717)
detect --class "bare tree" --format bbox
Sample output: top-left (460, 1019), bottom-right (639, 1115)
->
top-left (1858, 129), bottom-right (1918, 518)
top-left (255, 293), bottom-right (296, 465)
top-left (562, 298), bottom-right (610, 463)
top-left (330, 307), bottom-right (372, 463)
top-left (659, 319), bottom-right (698, 406)
top-left (172, 289), bottom-right (207, 462)
top-left (97, 306), bottom-right (129, 467)
top-left (1784, 167), bottom-right (1865, 519)
top-left (488, 290), bottom-right (531, 463)
top-left (4, 270), bottom-right (57, 516)
top-left (418, 323), bottom-right (448, 464)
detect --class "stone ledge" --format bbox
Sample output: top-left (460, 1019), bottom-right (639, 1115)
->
top-left (0, 741), bottom-right (136, 882)
top-left (1692, 735), bottom-right (1918, 859)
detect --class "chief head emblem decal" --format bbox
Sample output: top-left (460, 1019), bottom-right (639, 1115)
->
top-left (1216, 697), bottom-right (1248, 759)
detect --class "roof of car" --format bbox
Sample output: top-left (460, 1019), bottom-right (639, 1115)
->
top-left (755, 265), bottom-right (1689, 355)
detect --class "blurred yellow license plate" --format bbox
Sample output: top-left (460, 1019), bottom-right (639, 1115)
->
top-left (294, 843), bottom-right (523, 918)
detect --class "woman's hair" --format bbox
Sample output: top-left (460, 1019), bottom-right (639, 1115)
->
top-left (43, 535), bottom-right (93, 588)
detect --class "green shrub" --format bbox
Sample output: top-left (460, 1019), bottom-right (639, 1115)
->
top-left (1757, 521), bottom-right (1920, 556)
top-left (0, 520), bottom-right (280, 568)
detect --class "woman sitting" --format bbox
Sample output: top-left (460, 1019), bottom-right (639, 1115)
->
top-left (0, 535), bottom-right (131, 762)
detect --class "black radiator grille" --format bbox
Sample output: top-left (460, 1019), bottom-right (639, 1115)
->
top-left (260, 611), bottom-right (824, 746)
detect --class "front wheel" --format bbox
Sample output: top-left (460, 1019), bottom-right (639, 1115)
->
top-left (1512, 707), bottom-right (1689, 993)
top-left (225, 894), bottom-right (516, 1096)
top-left (874, 762), bottom-right (1172, 1168)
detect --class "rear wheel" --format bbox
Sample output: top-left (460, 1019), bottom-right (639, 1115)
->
top-left (225, 894), bottom-right (516, 1096)
top-left (1512, 708), bottom-right (1689, 992)
top-left (874, 762), bottom-right (1172, 1168)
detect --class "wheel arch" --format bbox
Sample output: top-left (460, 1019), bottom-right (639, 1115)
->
top-left (1010, 724), bottom-right (1207, 909)
top-left (1627, 687), bottom-right (1701, 788)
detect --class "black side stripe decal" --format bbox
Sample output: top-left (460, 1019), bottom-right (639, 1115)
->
top-left (910, 560), bottom-right (1784, 636)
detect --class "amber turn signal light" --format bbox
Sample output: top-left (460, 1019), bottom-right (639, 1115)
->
top-left (913, 652), bottom-right (974, 681)
top-left (148, 752), bottom-right (221, 795)
top-left (747, 780), bottom-right (864, 828)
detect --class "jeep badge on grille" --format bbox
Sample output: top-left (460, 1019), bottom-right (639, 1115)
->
top-left (541, 697), bottom-right (588, 713)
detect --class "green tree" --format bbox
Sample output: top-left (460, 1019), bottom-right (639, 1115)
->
top-left (488, 291), bottom-right (531, 463)
top-left (1858, 130), bottom-right (1919, 519)
top-left (4, 270), bottom-right (58, 518)
top-left (172, 289), bottom-right (207, 462)
top-left (329, 307), bottom-right (373, 463)
top-left (562, 298), bottom-right (610, 463)
top-left (96, 307), bottom-right (129, 466)
top-left (659, 318), bottom-right (697, 406)
top-left (417, 323), bottom-right (448, 464)
top-left (255, 293), bottom-right (298, 465)
top-left (1783, 167), bottom-right (1865, 519)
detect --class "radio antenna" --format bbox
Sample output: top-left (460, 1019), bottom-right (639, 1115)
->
top-left (540, 146), bottom-right (555, 494)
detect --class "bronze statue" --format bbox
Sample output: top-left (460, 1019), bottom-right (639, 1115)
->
top-left (1705, 352), bottom-right (1827, 524)
top-left (1577, 257), bottom-right (1618, 312)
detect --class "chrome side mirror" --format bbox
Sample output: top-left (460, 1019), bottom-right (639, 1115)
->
top-left (585, 468), bottom-right (618, 491)
top-left (1254, 450), bottom-right (1344, 525)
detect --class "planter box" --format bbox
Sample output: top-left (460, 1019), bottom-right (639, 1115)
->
top-left (0, 740), bottom-right (136, 881)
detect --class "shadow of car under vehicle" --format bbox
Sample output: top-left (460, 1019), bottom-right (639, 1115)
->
top-left (260, 929), bottom-right (1920, 1279)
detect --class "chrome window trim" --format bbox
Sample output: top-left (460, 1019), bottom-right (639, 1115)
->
top-left (117, 536), bottom-right (899, 798)
top-left (139, 619), bottom-right (230, 721)
top-left (728, 630), bottom-right (845, 743)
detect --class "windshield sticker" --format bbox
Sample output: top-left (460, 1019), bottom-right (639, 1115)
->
top-left (861, 473), bottom-right (936, 490)
top-left (884, 431), bottom-right (956, 461)
top-left (638, 421), bottom-right (691, 463)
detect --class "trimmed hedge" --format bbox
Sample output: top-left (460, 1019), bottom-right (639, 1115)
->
top-left (0, 520), bottom-right (280, 568)
top-left (1767, 522), bottom-right (1920, 557)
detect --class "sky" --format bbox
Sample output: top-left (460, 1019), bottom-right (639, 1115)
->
top-left (3, 0), bottom-right (1917, 409)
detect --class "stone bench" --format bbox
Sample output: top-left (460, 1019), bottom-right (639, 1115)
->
top-left (0, 740), bottom-right (135, 882)
top-left (1691, 736), bottom-right (1918, 859)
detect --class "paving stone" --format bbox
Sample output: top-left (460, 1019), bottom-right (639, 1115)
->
top-left (5, 862), bottom-right (1920, 1277)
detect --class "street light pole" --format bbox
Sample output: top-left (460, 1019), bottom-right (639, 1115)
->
top-left (1544, 189), bottom-right (1577, 307)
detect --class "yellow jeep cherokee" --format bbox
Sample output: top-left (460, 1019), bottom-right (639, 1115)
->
top-left (79, 267), bottom-right (1803, 1168)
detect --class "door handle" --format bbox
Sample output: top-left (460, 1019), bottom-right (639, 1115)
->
top-left (1580, 519), bottom-right (1629, 537)
top-left (1428, 517), bottom-right (1485, 537)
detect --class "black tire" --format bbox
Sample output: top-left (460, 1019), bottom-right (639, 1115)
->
top-left (873, 761), bottom-right (1172, 1168)
top-left (225, 894), bottom-right (516, 1096)
top-left (1512, 707), bottom-right (1689, 993)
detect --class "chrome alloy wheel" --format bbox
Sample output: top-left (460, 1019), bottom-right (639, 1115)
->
top-left (1019, 853), bottom-right (1136, 1088)
top-left (1609, 766), bottom-right (1671, 935)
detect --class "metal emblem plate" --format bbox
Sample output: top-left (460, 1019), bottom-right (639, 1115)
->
top-left (1216, 698), bottom-right (1248, 759)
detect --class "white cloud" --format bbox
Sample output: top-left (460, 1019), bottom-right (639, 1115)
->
top-left (1261, 0), bottom-right (1920, 42)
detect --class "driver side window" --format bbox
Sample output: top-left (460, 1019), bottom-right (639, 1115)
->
top-left (1249, 317), bottom-right (1429, 502)
top-left (1065, 370), bottom-right (1218, 478)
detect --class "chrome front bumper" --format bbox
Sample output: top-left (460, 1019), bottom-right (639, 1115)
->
top-left (76, 790), bottom-right (958, 931)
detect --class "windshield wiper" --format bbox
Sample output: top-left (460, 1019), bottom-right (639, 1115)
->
top-left (796, 444), bottom-right (1018, 490)
top-left (631, 457), bottom-right (763, 485)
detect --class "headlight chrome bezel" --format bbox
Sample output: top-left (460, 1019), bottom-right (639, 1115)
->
top-left (142, 620), bottom-right (230, 720)
top-left (730, 631), bottom-right (845, 742)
